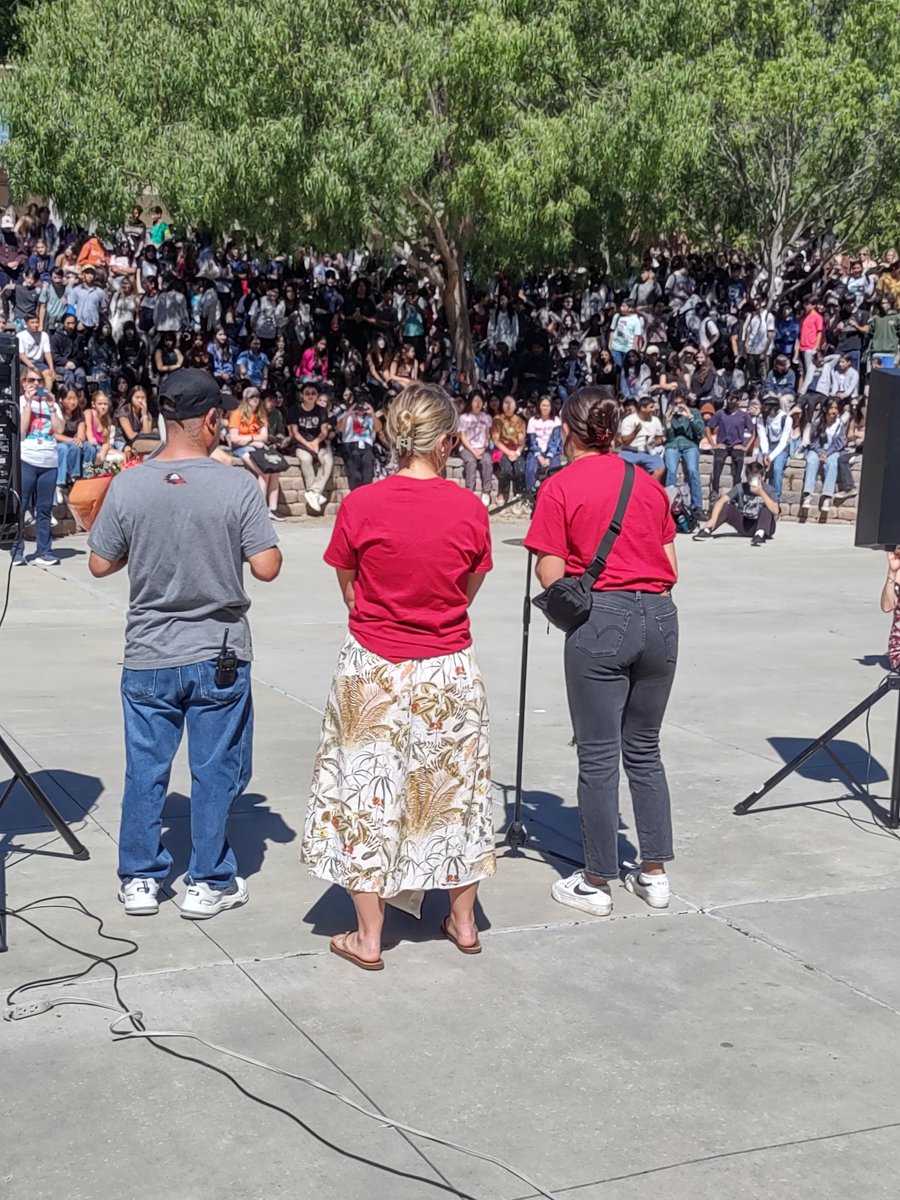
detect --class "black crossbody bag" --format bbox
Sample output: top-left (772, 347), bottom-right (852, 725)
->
top-left (532, 461), bottom-right (635, 634)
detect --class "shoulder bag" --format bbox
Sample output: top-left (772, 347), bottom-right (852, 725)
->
top-left (532, 461), bottom-right (635, 634)
top-left (248, 447), bottom-right (290, 473)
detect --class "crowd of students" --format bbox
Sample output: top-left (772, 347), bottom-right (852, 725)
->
top-left (3, 203), bottom-right (893, 557)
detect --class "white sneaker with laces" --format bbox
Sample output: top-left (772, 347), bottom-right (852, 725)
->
top-left (550, 871), bottom-right (613, 917)
top-left (309, 491), bottom-right (326, 512)
top-left (30, 554), bottom-right (60, 567)
top-left (624, 871), bottom-right (670, 909)
top-left (118, 878), bottom-right (161, 915)
top-left (180, 877), bottom-right (249, 920)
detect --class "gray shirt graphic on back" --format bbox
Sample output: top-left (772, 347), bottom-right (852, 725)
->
top-left (88, 458), bottom-right (278, 669)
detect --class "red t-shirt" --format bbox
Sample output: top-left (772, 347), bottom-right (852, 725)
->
top-left (799, 310), bottom-right (824, 351)
top-left (524, 454), bottom-right (676, 593)
top-left (324, 475), bottom-right (493, 662)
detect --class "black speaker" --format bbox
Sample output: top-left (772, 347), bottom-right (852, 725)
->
top-left (855, 367), bottom-right (900, 549)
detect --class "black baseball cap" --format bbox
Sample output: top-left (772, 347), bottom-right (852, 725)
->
top-left (159, 369), bottom-right (238, 419)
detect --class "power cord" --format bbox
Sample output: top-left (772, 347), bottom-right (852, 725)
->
top-left (3, 896), bottom-right (561, 1200)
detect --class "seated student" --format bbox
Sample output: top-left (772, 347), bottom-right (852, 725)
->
top-left (263, 391), bottom-right (291, 452)
top-left (84, 391), bottom-right (125, 467)
top-left (491, 394), bottom-right (527, 504)
top-left (800, 398), bottom-right (845, 513)
top-left (115, 385), bottom-right (154, 457)
top-left (524, 395), bottom-right (562, 491)
top-left (287, 380), bottom-right (334, 513)
top-left (54, 386), bottom-right (97, 486)
top-left (693, 458), bottom-right (779, 547)
top-left (617, 394), bottom-right (665, 481)
top-left (227, 386), bottom-right (283, 519)
top-left (762, 353), bottom-right (797, 402)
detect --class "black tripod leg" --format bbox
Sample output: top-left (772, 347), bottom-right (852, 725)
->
top-left (0, 736), bottom-right (90, 859)
top-left (506, 550), bottom-right (533, 850)
top-left (889, 686), bottom-right (900, 830)
top-left (734, 677), bottom-right (893, 815)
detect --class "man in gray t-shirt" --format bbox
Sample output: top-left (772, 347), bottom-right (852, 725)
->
top-left (88, 369), bottom-right (282, 920)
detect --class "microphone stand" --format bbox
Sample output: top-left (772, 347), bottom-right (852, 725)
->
top-left (489, 487), bottom-right (537, 851)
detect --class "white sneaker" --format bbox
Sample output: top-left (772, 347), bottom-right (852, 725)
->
top-left (481, 493), bottom-right (492, 507)
top-left (799, 493), bottom-right (811, 510)
top-left (624, 871), bottom-right (670, 909)
top-left (30, 554), bottom-right (60, 567)
top-left (118, 878), bottom-right (161, 915)
top-left (550, 871), bottom-right (613, 917)
top-left (180, 877), bottom-right (249, 920)
top-left (54, 487), bottom-right (64, 505)
top-left (820, 496), bottom-right (832, 511)
top-left (309, 491), bottom-right (326, 512)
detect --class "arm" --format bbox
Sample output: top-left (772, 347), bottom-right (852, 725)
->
top-left (466, 573), bottom-right (486, 604)
top-left (335, 567), bottom-right (357, 610)
top-left (664, 541), bottom-right (678, 579)
top-left (247, 546), bottom-right (282, 582)
top-left (88, 551), bottom-right (127, 577)
top-left (535, 552), bottom-right (566, 589)
top-left (881, 551), bottom-right (900, 614)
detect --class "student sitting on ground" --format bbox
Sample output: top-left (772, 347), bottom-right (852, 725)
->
top-left (693, 458), bottom-right (779, 548)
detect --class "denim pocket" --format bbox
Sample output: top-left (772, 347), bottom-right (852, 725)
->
top-left (121, 668), bottom-right (157, 699)
top-left (197, 659), bottom-right (251, 703)
top-left (655, 609), bottom-right (679, 663)
top-left (575, 606), bottom-right (631, 657)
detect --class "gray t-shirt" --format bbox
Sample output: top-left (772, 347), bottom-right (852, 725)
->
top-left (88, 458), bottom-right (278, 669)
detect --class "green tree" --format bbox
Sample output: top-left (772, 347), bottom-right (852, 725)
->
top-left (574, 0), bottom-right (900, 290)
top-left (1, 0), bottom-right (595, 379)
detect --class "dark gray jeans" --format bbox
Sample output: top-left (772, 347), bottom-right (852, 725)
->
top-left (564, 591), bottom-right (677, 880)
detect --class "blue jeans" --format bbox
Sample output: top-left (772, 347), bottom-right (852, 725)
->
top-left (619, 449), bottom-right (664, 475)
top-left (803, 450), bottom-right (839, 496)
top-left (611, 349), bottom-right (625, 369)
top-left (664, 445), bottom-right (702, 510)
top-left (56, 441), bottom-right (97, 485)
top-left (11, 461), bottom-right (55, 561)
top-left (119, 660), bottom-right (254, 886)
top-left (525, 450), bottom-right (561, 492)
top-left (768, 448), bottom-right (790, 502)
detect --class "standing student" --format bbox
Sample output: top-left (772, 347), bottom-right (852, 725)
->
top-left (10, 371), bottom-right (63, 567)
top-left (303, 383), bottom-right (495, 970)
top-left (525, 386), bottom-right (678, 917)
top-left (87, 370), bottom-right (282, 919)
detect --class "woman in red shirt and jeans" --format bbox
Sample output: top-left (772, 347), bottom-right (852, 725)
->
top-left (302, 383), bottom-right (496, 969)
top-left (525, 387), bottom-right (679, 917)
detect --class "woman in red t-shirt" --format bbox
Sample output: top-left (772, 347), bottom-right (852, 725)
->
top-left (302, 383), bottom-right (495, 970)
top-left (524, 386), bottom-right (679, 919)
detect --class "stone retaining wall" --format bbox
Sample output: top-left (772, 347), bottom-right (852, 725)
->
top-left (41, 451), bottom-right (860, 540)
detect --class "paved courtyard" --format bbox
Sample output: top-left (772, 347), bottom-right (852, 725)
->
top-left (2, 520), bottom-right (899, 1200)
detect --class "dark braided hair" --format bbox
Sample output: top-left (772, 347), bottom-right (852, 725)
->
top-left (560, 385), bottom-right (619, 453)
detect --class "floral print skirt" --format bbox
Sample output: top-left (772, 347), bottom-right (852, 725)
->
top-left (302, 635), bottom-right (496, 900)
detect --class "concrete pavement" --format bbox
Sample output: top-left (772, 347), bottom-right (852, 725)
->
top-left (2, 520), bottom-right (899, 1200)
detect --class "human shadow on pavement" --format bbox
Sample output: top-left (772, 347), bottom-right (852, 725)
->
top-left (302, 883), bottom-right (492, 948)
top-left (854, 653), bottom-right (891, 669)
top-left (160, 791), bottom-right (296, 882)
top-left (492, 779), bottom-right (639, 878)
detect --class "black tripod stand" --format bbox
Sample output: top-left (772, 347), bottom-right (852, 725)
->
top-left (734, 670), bottom-right (900, 828)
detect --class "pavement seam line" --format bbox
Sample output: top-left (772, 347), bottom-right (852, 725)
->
top-left (506, 1116), bottom-right (900, 1198)
top-left (702, 905), bottom-right (900, 1017)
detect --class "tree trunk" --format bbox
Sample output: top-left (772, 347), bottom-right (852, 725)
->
top-left (440, 245), bottom-right (475, 389)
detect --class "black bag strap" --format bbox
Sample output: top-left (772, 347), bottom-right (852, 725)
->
top-left (583, 461), bottom-right (635, 583)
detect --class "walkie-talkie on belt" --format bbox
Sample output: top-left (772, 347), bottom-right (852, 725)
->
top-left (215, 630), bottom-right (238, 688)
